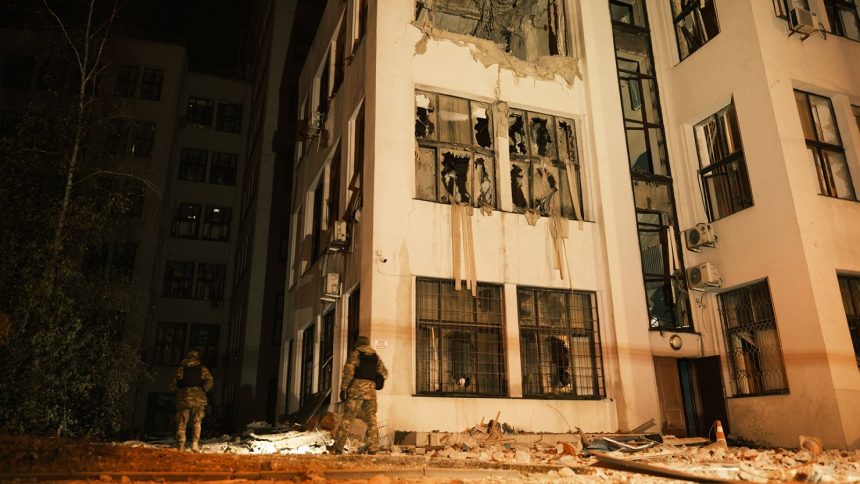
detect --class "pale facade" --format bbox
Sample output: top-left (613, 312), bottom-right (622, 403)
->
top-left (281, 0), bottom-right (860, 449)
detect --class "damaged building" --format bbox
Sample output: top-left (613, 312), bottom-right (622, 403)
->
top-left (279, 0), bottom-right (860, 450)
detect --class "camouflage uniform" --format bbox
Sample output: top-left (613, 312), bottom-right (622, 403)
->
top-left (172, 350), bottom-right (213, 451)
top-left (333, 337), bottom-right (388, 454)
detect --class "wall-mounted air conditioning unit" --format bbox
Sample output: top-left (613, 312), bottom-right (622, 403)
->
top-left (327, 220), bottom-right (348, 252)
top-left (321, 272), bottom-right (341, 301)
top-left (789, 7), bottom-right (818, 36)
top-left (685, 223), bottom-right (716, 252)
top-left (687, 262), bottom-right (721, 290)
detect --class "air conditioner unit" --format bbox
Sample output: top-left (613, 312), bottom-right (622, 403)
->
top-left (687, 262), bottom-right (721, 290)
top-left (789, 7), bottom-right (818, 36)
top-left (327, 220), bottom-right (348, 252)
top-left (685, 223), bottom-right (716, 251)
top-left (321, 272), bottom-right (341, 301)
top-left (301, 111), bottom-right (323, 139)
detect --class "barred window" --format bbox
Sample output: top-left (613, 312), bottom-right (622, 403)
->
top-left (415, 91), bottom-right (497, 210)
top-left (209, 152), bottom-right (238, 185)
top-left (694, 102), bottom-right (753, 221)
top-left (171, 202), bottom-right (201, 239)
top-left (508, 109), bottom-right (584, 219)
top-left (190, 323), bottom-right (220, 368)
top-left (795, 90), bottom-right (856, 200)
top-left (153, 322), bottom-right (186, 366)
top-left (116, 65), bottom-right (139, 98)
top-left (202, 206), bottom-right (231, 241)
top-left (518, 287), bottom-right (605, 398)
top-left (163, 261), bottom-right (195, 298)
top-left (719, 281), bottom-right (788, 396)
top-left (179, 148), bottom-right (208, 182)
top-left (416, 278), bottom-right (506, 396)
top-left (671, 0), bottom-right (719, 61)
top-left (837, 274), bottom-right (860, 365)
top-left (187, 97), bottom-right (215, 126)
top-left (300, 324), bottom-right (316, 406)
top-left (215, 102), bottom-right (242, 133)
top-left (140, 68), bottom-right (164, 101)
top-left (195, 263), bottom-right (226, 301)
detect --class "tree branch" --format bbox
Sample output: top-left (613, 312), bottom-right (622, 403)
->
top-left (43, 0), bottom-right (83, 73)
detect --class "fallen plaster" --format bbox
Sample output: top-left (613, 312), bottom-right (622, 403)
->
top-left (412, 20), bottom-right (581, 87)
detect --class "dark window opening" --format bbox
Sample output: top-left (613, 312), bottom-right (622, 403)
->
top-left (719, 281), bottom-right (788, 396)
top-left (140, 68), bottom-right (164, 101)
top-left (300, 325), bottom-right (316, 406)
top-left (518, 287), bottom-right (605, 398)
top-left (116, 65), bottom-right (140, 98)
top-left (334, 18), bottom-right (346, 94)
top-left (416, 278), bottom-right (507, 396)
top-left (171, 203), bottom-right (202, 239)
top-left (163, 261), bottom-right (195, 299)
top-left (190, 324), bottom-right (220, 368)
top-left (195, 263), bottom-right (226, 301)
top-left (311, 176), bottom-right (325, 262)
top-left (319, 310), bottom-right (335, 394)
top-left (824, 0), bottom-right (860, 40)
top-left (317, 53), bottom-right (330, 115)
top-left (153, 322), bottom-right (186, 366)
top-left (347, 288), bottom-right (360, 350)
top-left (187, 97), bottom-right (215, 126)
top-left (215, 102), bottom-right (242, 133)
top-left (179, 148), bottom-right (209, 182)
top-left (795, 90), bottom-right (856, 201)
top-left (202, 206), bottom-right (231, 241)
top-left (130, 121), bottom-right (155, 158)
top-left (837, 274), bottom-right (860, 365)
top-left (329, 145), bottom-right (342, 222)
top-left (210, 152), bottom-right (238, 185)
top-left (671, 0), bottom-right (720, 61)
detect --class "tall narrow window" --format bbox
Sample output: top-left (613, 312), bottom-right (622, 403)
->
top-left (719, 281), bottom-right (788, 396)
top-left (824, 0), bottom-right (860, 40)
top-left (837, 275), bottom-right (860, 365)
top-left (518, 287), bottom-right (605, 398)
top-left (795, 90), bottom-right (856, 200)
top-left (319, 310), bottom-right (335, 394)
top-left (508, 109), bottom-right (584, 219)
top-left (311, 176), bottom-right (325, 261)
top-left (333, 17), bottom-right (346, 94)
top-left (202, 206), bottom-right (231, 241)
top-left (300, 324), bottom-right (316, 406)
top-left (215, 102), bottom-right (242, 133)
top-left (694, 102), bottom-right (753, 220)
top-left (116, 65), bottom-right (139, 97)
top-left (328, 145), bottom-right (342, 223)
top-left (140, 68), bottom-right (164, 101)
top-left (130, 121), bottom-right (155, 158)
top-left (179, 148), bottom-right (208, 182)
top-left (416, 278), bottom-right (506, 396)
top-left (355, 0), bottom-right (368, 47)
top-left (671, 0), bottom-right (719, 60)
top-left (195, 263), bottom-right (226, 301)
top-left (171, 203), bottom-right (202, 239)
top-left (317, 53), bottom-right (330, 115)
top-left (415, 91), bottom-right (497, 210)
top-left (347, 288), bottom-right (360, 350)
top-left (163, 261), bottom-right (195, 298)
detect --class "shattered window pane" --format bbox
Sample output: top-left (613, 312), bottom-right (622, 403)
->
top-left (415, 90), bottom-right (496, 210)
top-left (415, 0), bottom-right (567, 61)
top-left (510, 160), bottom-right (531, 212)
top-left (528, 114), bottom-right (557, 158)
top-left (533, 162), bottom-right (560, 216)
top-left (508, 110), bottom-right (528, 155)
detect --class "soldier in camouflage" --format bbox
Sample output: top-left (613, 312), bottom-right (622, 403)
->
top-left (173, 349), bottom-right (213, 451)
top-left (332, 336), bottom-right (388, 454)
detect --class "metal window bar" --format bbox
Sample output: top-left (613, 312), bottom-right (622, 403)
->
top-left (719, 281), bottom-right (788, 396)
top-left (416, 278), bottom-right (507, 396)
top-left (838, 275), bottom-right (860, 363)
top-left (795, 90), bottom-right (856, 201)
top-left (300, 326), bottom-right (315, 406)
top-left (518, 287), bottom-right (605, 398)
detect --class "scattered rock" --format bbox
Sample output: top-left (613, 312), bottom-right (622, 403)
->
top-left (515, 450), bottom-right (531, 464)
top-left (559, 467), bottom-right (576, 477)
top-left (98, 475), bottom-right (112, 482)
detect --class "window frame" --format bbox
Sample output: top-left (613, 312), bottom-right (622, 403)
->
top-left (194, 263), bottom-right (226, 301)
top-left (209, 151), bottom-right (238, 185)
top-left (215, 102), bottom-right (243, 133)
top-left (517, 287), bottom-right (605, 399)
top-left (140, 67), bottom-right (164, 101)
top-left (171, 203), bottom-right (202, 239)
top-left (163, 261), bottom-right (195, 299)
top-left (693, 101), bottom-right (754, 221)
top-left (837, 274), bottom-right (860, 365)
top-left (670, 0), bottom-right (720, 61)
top-left (187, 97), bottom-right (216, 127)
top-left (202, 205), bottom-right (232, 242)
top-left (823, 0), bottom-right (860, 40)
top-left (179, 148), bottom-right (209, 182)
top-left (116, 64), bottom-right (140, 98)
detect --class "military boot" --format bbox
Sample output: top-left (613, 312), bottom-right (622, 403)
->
top-left (191, 441), bottom-right (199, 452)
top-left (177, 440), bottom-right (185, 451)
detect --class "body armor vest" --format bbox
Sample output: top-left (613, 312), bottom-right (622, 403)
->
top-left (179, 365), bottom-right (203, 389)
top-left (355, 352), bottom-right (378, 381)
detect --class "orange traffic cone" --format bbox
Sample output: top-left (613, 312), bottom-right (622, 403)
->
top-left (714, 420), bottom-right (728, 449)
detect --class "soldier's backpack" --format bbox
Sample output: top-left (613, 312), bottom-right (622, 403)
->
top-left (355, 352), bottom-right (384, 390)
top-left (179, 365), bottom-right (203, 389)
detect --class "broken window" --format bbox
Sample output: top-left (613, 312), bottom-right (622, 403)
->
top-left (415, 91), bottom-right (497, 210)
top-left (824, 0), bottom-right (860, 40)
top-left (300, 324), bottom-right (316, 406)
top-left (415, 0), bottom-right (568, 61)
top-left (694, 102), bottom-right (753, 221)
top-left (719, 281), bottom-right (788, 396)
top-left (416, 278), bottom-right (506, 396)
top-left (508, 109), bottom-right (583, 219)
top-left (671, 0), bottom-right (720, 61)
top-left (518, 287), bottom-right (605, 398)
top-left (319, 309), bottom-right (335, 394)
top-left (795, 90), bottom-right (856, 201)
top-left (837, 274), bottom-right (860, 365)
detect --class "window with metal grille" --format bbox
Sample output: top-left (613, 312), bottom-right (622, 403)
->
top-left (209, 152), bottom-right (237, 185)
top-left (508, 109), bottom-right (584, 219)
top-left (195, 263), bottom-right (225, 301)
top-left (187, 97), bottom-right (215, 126)
top-left (416, 278), bottom-right (506, 396)
top-left (140, 68), bottom-right (164, 101)
top-left (116, 65), bottom-right (139, 98)
top-left (837, 274), bottom-right (860, 365)
top-left (824, 0), bottom-right (860, 40)
top-left (415, 91), bottom-right (498, 210)
top-left (145, 393), bottom-right (176, 433)
top-left (518, 287), bottom-right (605, 398)
top-left (179, 148), bottom-right (209, 182)
top-left (719, 281), bottom-right (788, 396)
top-left (300, 324), bottom-right (316, 406)
top-left (163, 261), bottom-right (195, 298)
top-left (190, 323), bottom-right (220, 368)
top-left (215, 102), bottom-right (242, 133)
top-left (694, 101), bottom-right (753, 221)
top-left (671, 0), bottom-right (719, 61)
top-left (202, 206), bottom-right (231, 241)
top-left (171, 203), bottom-right (202, 239)
top-left (319, 310), bottom-right (335, 394)
top-left (153, 322), bottom-right (186, 366)
top-left (795, 90), bottom-right (856, 200)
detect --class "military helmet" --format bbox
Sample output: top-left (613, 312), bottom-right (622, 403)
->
top-left (186, 349), bottom-right (201, 360)
top-left (355, 336), bottom-right (370, 347)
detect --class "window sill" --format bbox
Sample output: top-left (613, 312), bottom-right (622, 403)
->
top-left (727, 389), bottom-right (789, 399)
top-left (818, 194), bottom-right (860, 204)
top-left (413, 198), bottom-right (594, 223)
top-left (413, 392), bottom-right (508, 399)
top-left (649, 326), bottom-right (696, 334)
